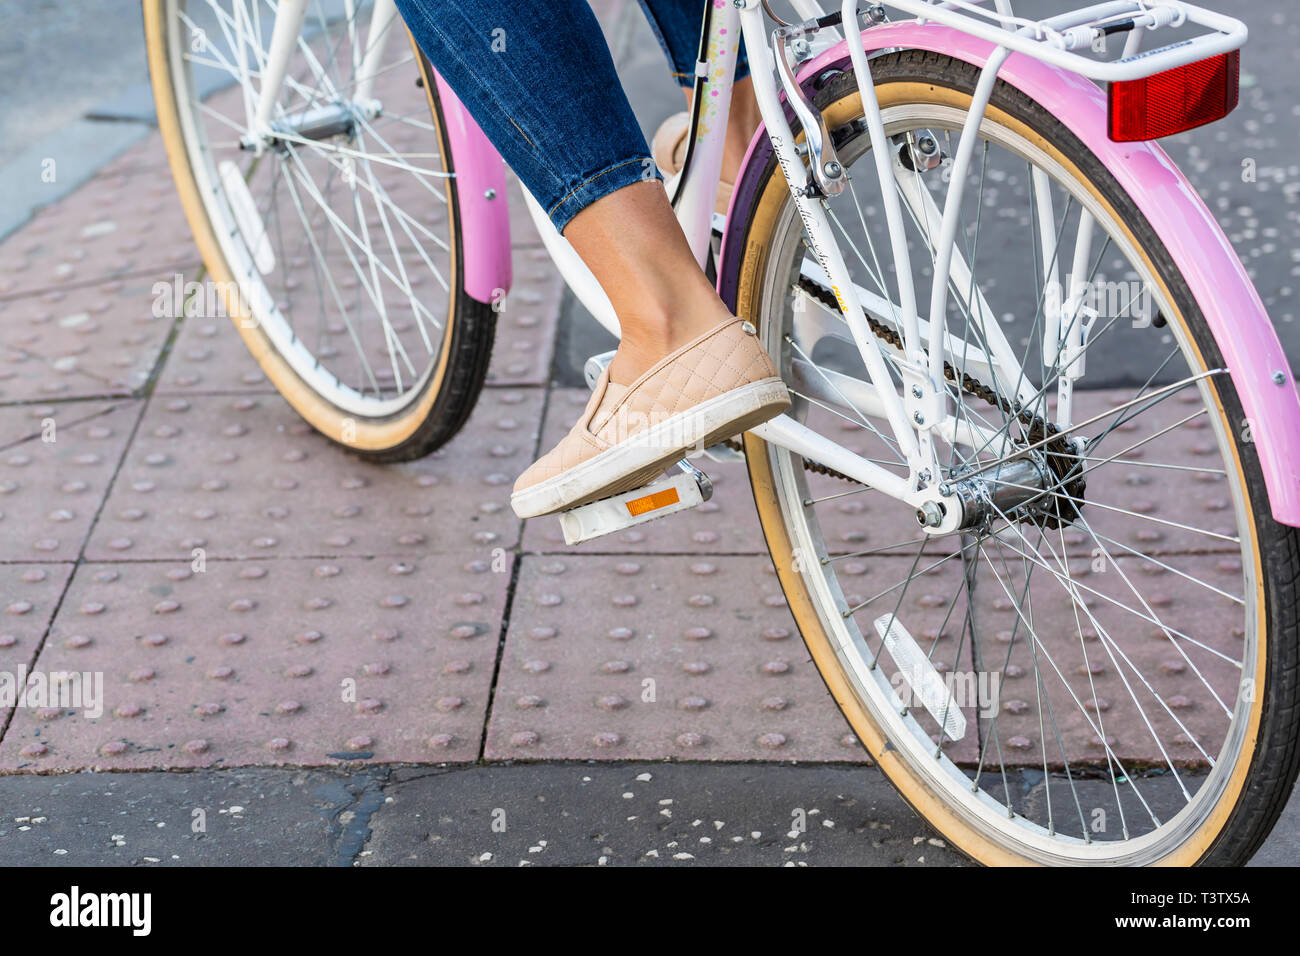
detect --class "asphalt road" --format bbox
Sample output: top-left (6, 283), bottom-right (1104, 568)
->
top-left (0, 760), bottom-right (1294, 865)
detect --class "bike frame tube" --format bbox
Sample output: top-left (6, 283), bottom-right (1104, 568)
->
top-left (674, 0), bottom-right (740, 267)
top-left (354, 0), bottom-right (401, 104)
top-left (739, 0), bottom-right (926, 480)
top-left (252, 0), bottom-right (308, 136)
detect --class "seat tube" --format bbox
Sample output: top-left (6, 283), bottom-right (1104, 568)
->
top-left (675, 2), bottom-right (740, 266)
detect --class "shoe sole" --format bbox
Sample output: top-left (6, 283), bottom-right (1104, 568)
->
top-left (511, 378), bottom-right (790, 519)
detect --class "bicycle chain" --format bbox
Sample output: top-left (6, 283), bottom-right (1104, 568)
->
top-left (735, 276), bottom-right (1087, 528)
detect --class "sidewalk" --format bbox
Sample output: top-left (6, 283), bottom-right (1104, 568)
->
top-left (0, 0), bottom-right (1296, 866)
top-left (0, 156), bottom-right (863, 768)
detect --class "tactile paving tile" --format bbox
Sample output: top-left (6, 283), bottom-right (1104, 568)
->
top-left (0, 401), bottom-right (142, 562)
top-left (484, 554), bottom-right (867, 763)
top-left (0, 564), bottom-right (75, 729)
top-left (0, 272), bottom-right (189, 401)
top-left (0, 555), bottom-right (507, 770)
top-left (485, 247), bottom-right (565, 386)
top-left (966, 551), bottom-right (1246, 769)
top-left (85, 387), bottom-right (542, 561)
top-left (154, 312), bottom-right (273, 395)
top-left (0, 173), bottom-right (198, 299)
top-left (521, 389), bottom-right (766, 554)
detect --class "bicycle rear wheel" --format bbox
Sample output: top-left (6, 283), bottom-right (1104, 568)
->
top-left (145, 0), bottom-right (496, 459)
top-left (729, 51), bottom-right (1300, 864)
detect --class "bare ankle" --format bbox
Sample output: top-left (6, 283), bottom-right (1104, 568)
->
top-left (608, 304), bottom-right (733, 385)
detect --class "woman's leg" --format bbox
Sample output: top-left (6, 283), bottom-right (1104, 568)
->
top-left (393, 0), bottom-right (788, 516)
top-left (564, 181), bottom-right (730, 384)
top-left (395, 0), bottom-right (731, 383)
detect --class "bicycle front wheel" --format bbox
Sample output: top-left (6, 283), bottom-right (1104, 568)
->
top-left (145, 0), bottom-right (496, 460)
top-left (730, 51), bottom-right (1300, 865)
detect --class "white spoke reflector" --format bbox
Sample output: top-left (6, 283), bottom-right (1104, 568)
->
top-left (219, 160), bottom-right (276, 275)
top-left (875, 614), bottom-right (967, 741)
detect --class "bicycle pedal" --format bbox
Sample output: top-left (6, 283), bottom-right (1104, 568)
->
top-left (558, 461), bottom-right (713, 545)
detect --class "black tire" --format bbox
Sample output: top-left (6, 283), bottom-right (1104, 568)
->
top-left (345, 44), bottom-right (498, 464)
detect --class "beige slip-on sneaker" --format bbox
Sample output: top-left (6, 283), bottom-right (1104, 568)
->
top-left (511, 316), bottom-right (790, 519)
top-left (651, 111), bottom-right (734, 216)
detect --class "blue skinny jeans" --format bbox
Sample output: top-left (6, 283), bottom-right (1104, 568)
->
top-left (392, 0), bottom-right (749, 233)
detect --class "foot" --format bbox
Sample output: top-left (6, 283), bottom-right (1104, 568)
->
top-left (511, 317), bottom-right (790, 518)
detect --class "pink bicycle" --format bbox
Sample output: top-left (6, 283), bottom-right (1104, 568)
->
top-left (146, 0), bottom-right (1300, 864)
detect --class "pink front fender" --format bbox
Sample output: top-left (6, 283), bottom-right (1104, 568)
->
top-left (721, 21), bottom-right (1300, 526)
top-left (433, 72), bottom-right (512, 305)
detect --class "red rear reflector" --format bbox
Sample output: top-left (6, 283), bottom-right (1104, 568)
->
top-left (1108, 50), bottom-right (1239, 142)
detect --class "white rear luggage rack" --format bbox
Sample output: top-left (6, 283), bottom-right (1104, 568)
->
top-left (877, 0), bottom-right (1246, 81)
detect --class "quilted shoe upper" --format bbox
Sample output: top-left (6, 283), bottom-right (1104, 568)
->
top-left (513, 317), bottom-right (780, 495)
top-left (590, 318), bottom-right (777, 444)
top-left (513, 379), bottom-right (613, 492)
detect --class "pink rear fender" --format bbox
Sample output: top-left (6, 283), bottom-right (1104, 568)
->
top-left (719, 21), bottom-right (1300, 526)
top-left (432, 72), bottom-right (512, 305)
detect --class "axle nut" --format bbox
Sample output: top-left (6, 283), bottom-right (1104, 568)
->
top-left (916, 501), bottom-right (945, 528)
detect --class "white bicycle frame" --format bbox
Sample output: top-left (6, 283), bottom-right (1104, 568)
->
top-left (250, 0), bottom-right (1250, 523)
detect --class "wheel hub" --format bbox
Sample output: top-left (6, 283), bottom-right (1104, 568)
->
top-left (239, 98), bottom-right (383, 152)
top-left (929, 445), bottom-right (1087, 533)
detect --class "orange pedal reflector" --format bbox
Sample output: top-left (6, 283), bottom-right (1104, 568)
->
top-left (626, 487), bottom-right (680, 517)
top-left (558, 471), bottom-right (708, 545)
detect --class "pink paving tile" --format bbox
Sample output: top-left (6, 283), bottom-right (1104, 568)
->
top-left (0, 564), bottom-right (75, 731)
top-left (484, 553), bottom-right (868, 763)
top-left (0, 554), bottom-right (507, 770)
top-left (85, 387), bottom-right (543, 561)
top-left (0, 401), bottom-right (142, 561)
top-left (154, 311), bottom-right (273, 395)
top-left (0, 272), bottom-right (191, 401)
top-left (0, 174), bottom-right (198, 300)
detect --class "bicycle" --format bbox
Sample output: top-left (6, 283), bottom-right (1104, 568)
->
top-left (144, 0), bottom-right (1300, 865)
